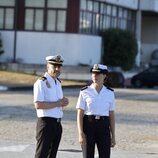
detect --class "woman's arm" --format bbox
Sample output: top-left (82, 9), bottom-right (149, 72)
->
top-left (109, 111), bottom-right (116, 147)
top-left (77, 108), bottom-right (86, 145)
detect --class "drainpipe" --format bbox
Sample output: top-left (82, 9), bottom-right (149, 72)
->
top-left (135, 0), bottom-right (141, 67)
top-left (13, 0), bottom-right (18, 63)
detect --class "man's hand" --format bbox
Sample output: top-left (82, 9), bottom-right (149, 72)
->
top-left (59, 97), bottom-right (69, 107)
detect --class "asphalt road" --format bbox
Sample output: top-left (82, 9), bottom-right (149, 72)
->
top-left (0, 87), bottom-right (158, 158)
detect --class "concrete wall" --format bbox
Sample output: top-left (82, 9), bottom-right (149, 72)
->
top-left (103, 0), bottom-right (138, 9)
top-left (140, 0), bottom-right (158, 12)
top-left (0, 31), bottom-right (102, 66)
top-left (141, 16), bottom-right (158, 65)
top-left (0, 31), bottom-right (15, 62)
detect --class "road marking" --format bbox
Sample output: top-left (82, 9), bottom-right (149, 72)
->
top-left (0, 144), bottom-right (30, 152)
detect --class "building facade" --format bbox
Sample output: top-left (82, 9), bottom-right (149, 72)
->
top-left (0, 0), bottom-right (158, 67)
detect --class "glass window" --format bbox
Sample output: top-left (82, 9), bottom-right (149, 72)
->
top-left (128, 11), bottom-right (132, 20)
top-left (94, 2), bottom-right (99, 12)
top-left (112, 6), bottom-right (117, 16)
top-left (57, 10), bottom-right (66, 31)
top-left (47, 0), bottom-right (67, 8)
top-left (5, 8), bottom-right (14, 29)
top-left (47, 10), bottom-right (56, 31)
top-left (99, 15), bottom-right (103, 30)
top-left (111, 17), bottom-right (117, 28)
top-left (106, 16), bottom-right (111, 29)
top-left (79, 0), bottom-right (136, 34)
top-left (0, 9), bottom-right (4, 28)
top-left (123, 10), bottom-right (128, 18)
top-left (80, 0), bottom-right (86, 10)
top-left (96, 13), bottom-right (100, 29)
top-left (107, 5), bottom-right (111, 15)
top-left (118, 8), bottom-right (123, 18)
top-left (80, 11), bottom-right (87, 29)
top-left (25, 9), bottom-right (34, 30)
top-left (121, 19), bottom-right (126, 29)
top-left (25, 0), bottom-right (45, 7)
top-left (0, 0), bottom-right (15, 6)
top-left (100, 4), bottom-right (104, 14)
top-left (87, 12), bottom-right (92, 28)
top-left (35, 10), bottom-right (44, 30)
top-left (87, 1), bottom-right (93, 11)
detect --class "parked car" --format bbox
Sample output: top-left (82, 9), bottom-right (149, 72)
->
top-left (106, 71), bottom-right (125, 88)
top-left (87, 71), bottom-right (125, 88)
top-left (131, 66), bottom-right (158, 88)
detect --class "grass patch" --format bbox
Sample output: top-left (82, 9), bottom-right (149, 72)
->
top-left (0, 70), bottom-right (87, 87)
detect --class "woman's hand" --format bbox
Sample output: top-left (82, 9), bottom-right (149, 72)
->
top-left (111, 137), bottom-right (116, 147)
top-left (79, 132), bottom-right (86, 145)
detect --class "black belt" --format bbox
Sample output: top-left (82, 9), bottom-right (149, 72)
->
top-left (84, 115), bottom-right (109, 121)
top-left (39, 117), bottom-right (61, 123)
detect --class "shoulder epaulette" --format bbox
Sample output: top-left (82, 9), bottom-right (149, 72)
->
top-left (81, 86), bottom-right (88, 91)
top-left (106, 86), bottom-right (114, 91)
top-left (57, 78), bottom-right (61, 83)
top-left (39, 76), bottom-right (47, 81)
top-left (39, 76), bottom-right (51, 88)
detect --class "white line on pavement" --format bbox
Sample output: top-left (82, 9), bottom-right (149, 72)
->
top-left (0, 144), bottom-right (30, 152)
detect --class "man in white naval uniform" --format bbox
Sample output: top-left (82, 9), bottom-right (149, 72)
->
top-left (33, 55), bottom-right (69, 158)
top-left (76, 64), bottom-right (116, 158)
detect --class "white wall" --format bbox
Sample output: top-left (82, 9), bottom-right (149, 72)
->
top-left (140, 15), bottom-right (158, 65)
top-left (0, 31), bottom-right (102, 66)
top-left (0, 31), bottom-right (15, 62)
top-left (140, 0), bottom-right (158, 12)
top-left (100, 0), bottom-right (138, 9)
top-left (141, 43), bottom-right (158, 65)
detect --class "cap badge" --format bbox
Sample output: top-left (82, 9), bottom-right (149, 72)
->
top-left (56, 55), bottom-right (61, 61)
top-left (93, 64), bottom-right (99, 70)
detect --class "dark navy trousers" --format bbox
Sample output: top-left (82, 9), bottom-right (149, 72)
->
top-left (35, 117), bottom-right (62, 158)
top-left (83, 115), bottom-right (111, 158)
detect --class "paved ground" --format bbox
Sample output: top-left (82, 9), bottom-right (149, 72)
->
top-left (0, 87), bottom-right (158, 158)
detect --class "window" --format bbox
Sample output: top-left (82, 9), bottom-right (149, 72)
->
top-left (47, 0), bottom-right (67, 8)
top-left (0, 0), bottom-right (15, 30)
top-left (79, 0), bottom-right (136, 35)
top-left (47, 10), bottom-right (56, 31)
top-left (47, 0), bottom-right (67, 32)
top-left (24, 0), bottom-right (67, 32)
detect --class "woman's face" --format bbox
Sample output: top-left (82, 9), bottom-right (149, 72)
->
top-left (47, 63), bottom-right (62, 78)
top-left (91, 72), bottom-right (106, 85)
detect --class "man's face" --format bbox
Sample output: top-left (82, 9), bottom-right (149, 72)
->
top-left (47, 63), bottom-right (62, 78)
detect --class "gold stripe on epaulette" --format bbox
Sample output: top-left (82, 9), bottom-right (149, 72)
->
top-left (39, 76), bottom-right (47, 81)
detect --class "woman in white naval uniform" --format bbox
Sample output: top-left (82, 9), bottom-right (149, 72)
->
top-left (76, 64), bottom-right (116, 158)
top-left (33, 55), bottom-right (69, 158)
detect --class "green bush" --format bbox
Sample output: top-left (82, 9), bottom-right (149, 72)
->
top-left (0, 33), bottom-right (4, 56)
top-left (101, 28), bottom-right (137, 71)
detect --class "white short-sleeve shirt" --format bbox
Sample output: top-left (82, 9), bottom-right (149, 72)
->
top-left (34, 72), bottom-right (63, 118)
top-left (76, 84), bottom-right (115, 116)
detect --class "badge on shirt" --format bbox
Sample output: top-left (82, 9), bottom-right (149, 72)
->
top-left (46, 80), bottom-right (51, 88)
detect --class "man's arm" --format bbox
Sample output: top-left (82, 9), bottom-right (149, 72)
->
top-left (34, 97), bottom-right (69, 109)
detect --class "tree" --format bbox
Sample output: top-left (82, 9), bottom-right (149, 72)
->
top-left (101, 28), bottom-right (137, 71)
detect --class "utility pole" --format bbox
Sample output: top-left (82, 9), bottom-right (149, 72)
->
top-left (13, 0), bottom-right (18, 63)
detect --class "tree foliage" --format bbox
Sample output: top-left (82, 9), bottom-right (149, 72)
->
top-left (101, 28), bottom-right (137, 71)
